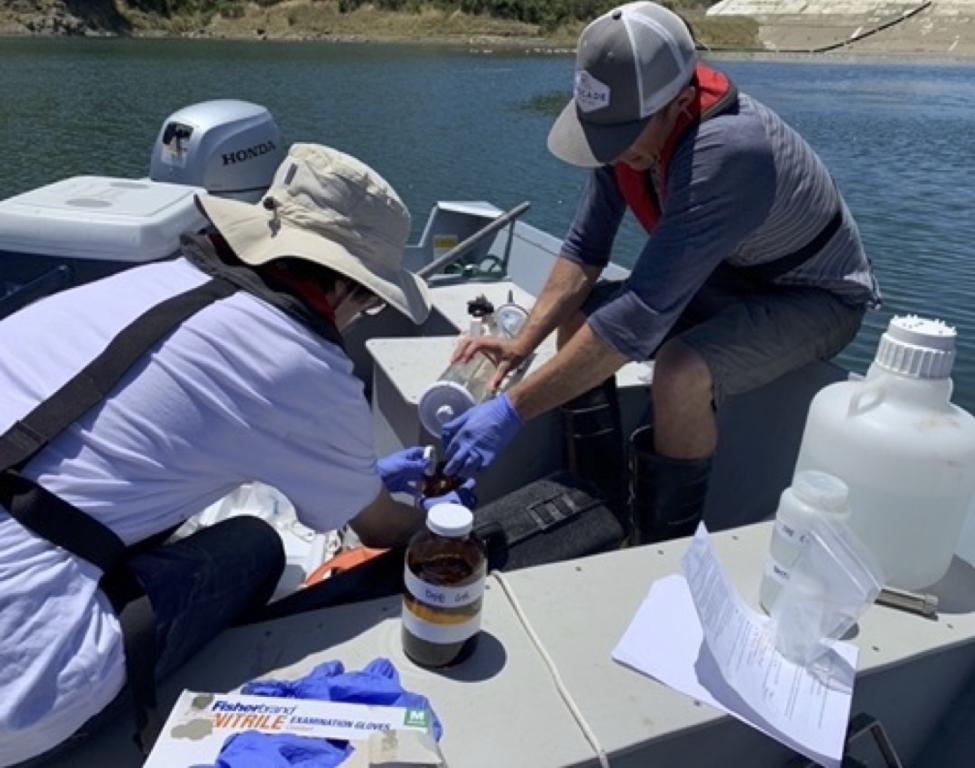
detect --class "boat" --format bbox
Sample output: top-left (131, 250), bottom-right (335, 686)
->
top-left (2, 100), bottom-right (973, 767)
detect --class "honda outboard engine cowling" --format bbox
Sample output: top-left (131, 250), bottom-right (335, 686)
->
top-left (150, 100), bottom-right (284, 202)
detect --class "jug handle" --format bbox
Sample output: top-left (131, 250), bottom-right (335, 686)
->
top-left (848, 382), bottom-right (886, 417)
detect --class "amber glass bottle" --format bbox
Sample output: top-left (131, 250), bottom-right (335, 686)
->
top-left (419, 460), bottom-right (464, 499)
top-left (402, 503), bottom-right (486, 668)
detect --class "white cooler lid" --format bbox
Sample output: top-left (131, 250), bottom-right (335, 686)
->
top-left (0, 176), bottom-right (207, 263)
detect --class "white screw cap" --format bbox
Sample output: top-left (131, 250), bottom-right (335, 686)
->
top-left (427, 503), bottom-right (473, 538)
top-left (875, 315), bottom-right (956, 379)
top-left (791, 470), bottom-right (849, 513)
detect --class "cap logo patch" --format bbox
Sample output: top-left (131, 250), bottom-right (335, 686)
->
top-left (574, 71), bottom-right (611, 113)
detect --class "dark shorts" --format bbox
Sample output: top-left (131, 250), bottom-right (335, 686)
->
top-left (582, 266), bottom-right (866, 406)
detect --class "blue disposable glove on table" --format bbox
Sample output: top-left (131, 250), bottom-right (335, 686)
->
top-left (205, 658), bottom-right (443, 767)
top-left (441, 393), bottom-right (523, 477)
top-left (377, 446), bottom-right (432, 496)
top-left (419, 478), bottom-right (477, 511)
top-left (210, 731), bottom-right (351, 768)
top-left (242, 658), bottom-right (443, 740)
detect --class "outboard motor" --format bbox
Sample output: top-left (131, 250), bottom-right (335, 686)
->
top-left (0, 100), bottom-right (284, 319)
top-left (150, 100), bottom-right (284, 202)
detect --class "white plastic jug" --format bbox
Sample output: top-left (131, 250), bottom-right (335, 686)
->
top-left (794, 316), bottom-right (975, 589)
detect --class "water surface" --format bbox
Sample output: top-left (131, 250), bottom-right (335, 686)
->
top-left (1, 37), bottom-right (973, 409)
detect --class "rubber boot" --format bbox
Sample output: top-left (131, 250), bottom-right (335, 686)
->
top-left (629, 425), bottom-right (712, 545)
top-left (560, 377), bottom-right (628, 536)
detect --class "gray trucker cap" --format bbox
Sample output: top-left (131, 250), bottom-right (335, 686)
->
top-left (547, 2), bottom-right (697, 168)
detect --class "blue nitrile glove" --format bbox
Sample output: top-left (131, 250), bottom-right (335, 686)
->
top-left (420, 478), bottom-right (477, 511)
top-left (209, 731), bottom-right (352, 768)
top-left (377, 446), bottom-right (432, 496)
top-left (441, 393), bottom-right (523, 477)
top-left (242, 657), bottom-right (443, 741)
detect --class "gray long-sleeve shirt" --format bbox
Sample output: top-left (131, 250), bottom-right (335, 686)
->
top-left (561, 93), bottom-right (880, 362)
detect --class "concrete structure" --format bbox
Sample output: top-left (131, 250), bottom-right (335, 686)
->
top-left (706, 0), bottom-right (975, 57)
top-left (708, 0), bottom-right (923, 15)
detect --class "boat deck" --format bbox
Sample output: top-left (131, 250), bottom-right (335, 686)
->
top-left (50, 522), bottom-right (975, 767)
top-left (25, 204), bottom-right (975, 766)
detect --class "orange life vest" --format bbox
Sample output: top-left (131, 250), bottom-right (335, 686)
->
top-left (613, 64), bottom-right (737, 233)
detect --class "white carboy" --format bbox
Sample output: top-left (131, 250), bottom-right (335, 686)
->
top-left (793, 315), bottom-right (975, 589)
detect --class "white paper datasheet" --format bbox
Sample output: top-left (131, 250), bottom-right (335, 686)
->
top-left (613, 524), bottom-right (858, 768)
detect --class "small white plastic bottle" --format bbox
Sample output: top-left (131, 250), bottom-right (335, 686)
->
top-left (793, 316), bottom-right (975, 589)
top-left (759, 471), bottom-right (851, 614)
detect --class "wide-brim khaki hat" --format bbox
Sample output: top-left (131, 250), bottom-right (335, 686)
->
top-left (196, 143), bottom-right (431, 325)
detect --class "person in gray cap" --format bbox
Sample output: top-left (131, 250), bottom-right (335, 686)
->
top-left (0, 144), bottom-right (470, 766)
top-left (443, 1), bottom-right (879, 543)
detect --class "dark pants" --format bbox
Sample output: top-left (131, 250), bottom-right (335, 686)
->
top-left (13, 516), bottom-right (285, 767)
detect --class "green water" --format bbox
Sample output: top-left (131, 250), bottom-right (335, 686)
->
top-left (1, 37), bottom-right (974, 410)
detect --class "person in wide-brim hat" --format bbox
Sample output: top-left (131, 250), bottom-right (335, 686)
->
top-left (196, 142), bottom-right (431, 326)
top-left (0, 142), bottom-right (472, 767)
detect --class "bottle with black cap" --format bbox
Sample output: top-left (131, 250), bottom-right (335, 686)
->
top-left (402, 503), bottom-right (486, 668)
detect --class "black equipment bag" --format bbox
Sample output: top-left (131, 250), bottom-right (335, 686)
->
top-left (473, 470), bottom-right (625, 572)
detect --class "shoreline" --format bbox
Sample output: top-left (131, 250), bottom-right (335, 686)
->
top-left (3, 31), bottom-right (974, 65)
top-left (1, 1), bottom-right (973, 63)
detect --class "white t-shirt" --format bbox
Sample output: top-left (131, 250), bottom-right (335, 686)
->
top-left (0, 258), bottom-right (382, 766)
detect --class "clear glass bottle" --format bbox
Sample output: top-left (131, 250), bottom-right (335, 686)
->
top-left (420, 461), bottom-right (464, 499)
top-left (402, 503), bottom-right (486, 668)
top-left (418, 318), bottom-right (499, 436)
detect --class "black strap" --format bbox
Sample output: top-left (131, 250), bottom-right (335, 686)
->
top-left (0, 278), bottom-right (238, 473)
top-left (0, 275), bottom-right (239, 754)
top-left (0, 470), bottom-right (126, 572)
top-left (105, 574), bottom-right (163, 748)
top-left (0, 471), bottom-right (163, 751)
top-left (735, 209), bottom-right (843, 283)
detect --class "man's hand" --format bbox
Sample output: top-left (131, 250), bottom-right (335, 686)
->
top-left (376, 446), bottom-right (432, 497)
top-left (451, 335), bottom-right (530, 392)
top-left (441, 394), bottom-right (523, 477)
